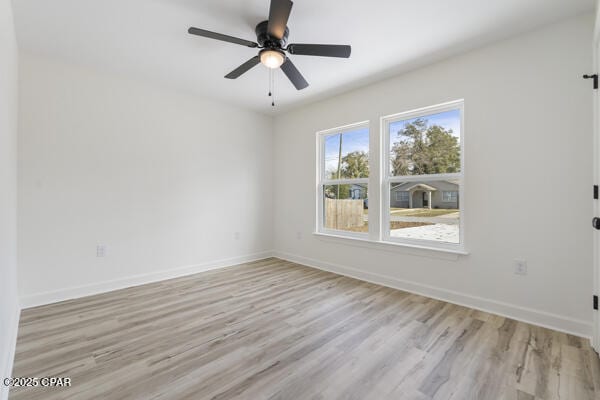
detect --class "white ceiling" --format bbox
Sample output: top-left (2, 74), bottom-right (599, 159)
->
top-left (12, 0), bottom-right (594, 114)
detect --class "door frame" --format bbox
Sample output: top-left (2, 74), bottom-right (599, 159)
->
top-left (592, 7), bottom-right (600, 351)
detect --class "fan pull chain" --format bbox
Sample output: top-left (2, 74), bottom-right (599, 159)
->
top-left (266, 69), bottom-right (276, 107)
top-left (268, 68), bottom-right (272, 97)
top-left (271, 70), bottom-right (275, 107)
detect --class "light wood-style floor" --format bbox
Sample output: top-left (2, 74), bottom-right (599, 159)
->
top-left (10, 258), bottom-right (600, 400)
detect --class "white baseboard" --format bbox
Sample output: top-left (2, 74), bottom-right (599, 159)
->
top-left (18, 249), bottom-right (593, 338)
top-left (1, 305), bottom-right (20, 400)
top-left (20, 251), bottom-right (274, 309)
top-left (273, 251), bottom-right (592, 338)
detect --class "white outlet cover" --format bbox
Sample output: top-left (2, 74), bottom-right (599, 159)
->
top-left (514, 259), bottom-right (527, 275)
top-left (96, 244), bottom-right (106, 257)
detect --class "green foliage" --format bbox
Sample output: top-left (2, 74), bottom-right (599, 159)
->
top-left (328, 151), bottom-right (370, 180)
top-left (324, 184), bottom-right (349, 199)
top-left (391, 118), bottom-right (460, 175)
top-left (340, 151), bottom-right (369, 179)
top-left (325, 147), bottom-right (369, 200)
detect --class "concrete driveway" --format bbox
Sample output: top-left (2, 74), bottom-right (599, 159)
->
top-left (391, 222), bottom-right (459, 243)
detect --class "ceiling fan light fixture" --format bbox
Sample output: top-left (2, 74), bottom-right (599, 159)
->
top-left (260, 49), bottom-right (285, 69)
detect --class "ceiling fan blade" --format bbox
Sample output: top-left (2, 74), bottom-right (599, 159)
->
top-left (225, 56), bottom-right (261, 79)
top-left (280, 58), bottom-right (308, 90)
top-left (267, 0), bottom-right (293, 40)
top-left (287, 44), bottom-right (351, 58)
top-left (188, 27), bottom-right (258, 48)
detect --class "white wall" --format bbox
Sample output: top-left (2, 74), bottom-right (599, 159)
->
top-left (13, 10), bottom-right (595, 339)
top-left (18, 52), bottom-right (273, 306)
top-left (0, 0), bottom-right (20, 397)
top-left (273, 13), bottom-right (595, 336)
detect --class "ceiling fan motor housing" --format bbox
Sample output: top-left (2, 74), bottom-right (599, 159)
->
top-left (255, 20), bottom-right (289, 48)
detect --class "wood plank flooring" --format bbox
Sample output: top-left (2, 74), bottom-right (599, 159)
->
top-left (9, 258), bottom-right (600, 400)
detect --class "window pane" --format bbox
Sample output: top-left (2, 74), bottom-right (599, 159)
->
top-left (442, 191), bottom-right (458, 202)
top-left (323, 184), bottom-right (368, 233)
top-left (324, 127), bottom-right (370, 179)
top-left (389, 109), bottom-right (460, 176)
top-left (389, 181), bottom-right (460, 244)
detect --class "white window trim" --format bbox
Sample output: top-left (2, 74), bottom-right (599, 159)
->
top-left (316, 120), bottom-right (370, 238)
top-left (314, 101), bottom-right (467, 255)
top-left (380, 99), bottom-right (465, 252)
top-left (312, 231), bottom-right (469, 257)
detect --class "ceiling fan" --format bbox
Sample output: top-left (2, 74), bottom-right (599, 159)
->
top-left (187, 0), bottom-right (351, 93)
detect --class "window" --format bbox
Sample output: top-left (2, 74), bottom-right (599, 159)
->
top-left (315, 100), bottom-right (464, 253)
top-left (383, 101), bottom-right (464, 248)
top-left (442, 191), bottom-right (458, 202)
top-left (395, 191), bottom-right (409, 201)
top-left (317, 122), bottom-right (369, 236)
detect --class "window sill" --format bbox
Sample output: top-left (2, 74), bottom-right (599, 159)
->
top-left (312, 231), bottom-right (469, 260)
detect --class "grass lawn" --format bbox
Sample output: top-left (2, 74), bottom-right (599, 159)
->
top-left (344, 221), bottom-right (433, 233)
top-left (390, 208), bottom-right (457, 217)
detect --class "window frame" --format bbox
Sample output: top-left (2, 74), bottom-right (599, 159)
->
top-left (381, 100), bottom-right (465, 251)
top-left (316, 120), bottom-right (370, 239)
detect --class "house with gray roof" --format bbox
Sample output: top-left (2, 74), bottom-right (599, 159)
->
top-left (390, 180), bottom-right (459, 209)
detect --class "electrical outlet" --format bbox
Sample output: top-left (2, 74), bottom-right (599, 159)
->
top-left (96, 244), bottom-right (106, 257)
top-left (234, 232), bottom-right (241, 240)
top-left (296, 231), bottom-right (302, 240)
top-left (514, 259), bottom-right (527, 276)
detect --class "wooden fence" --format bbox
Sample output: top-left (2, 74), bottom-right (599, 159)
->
top-left (325, 199), bottom-right (365, 230)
